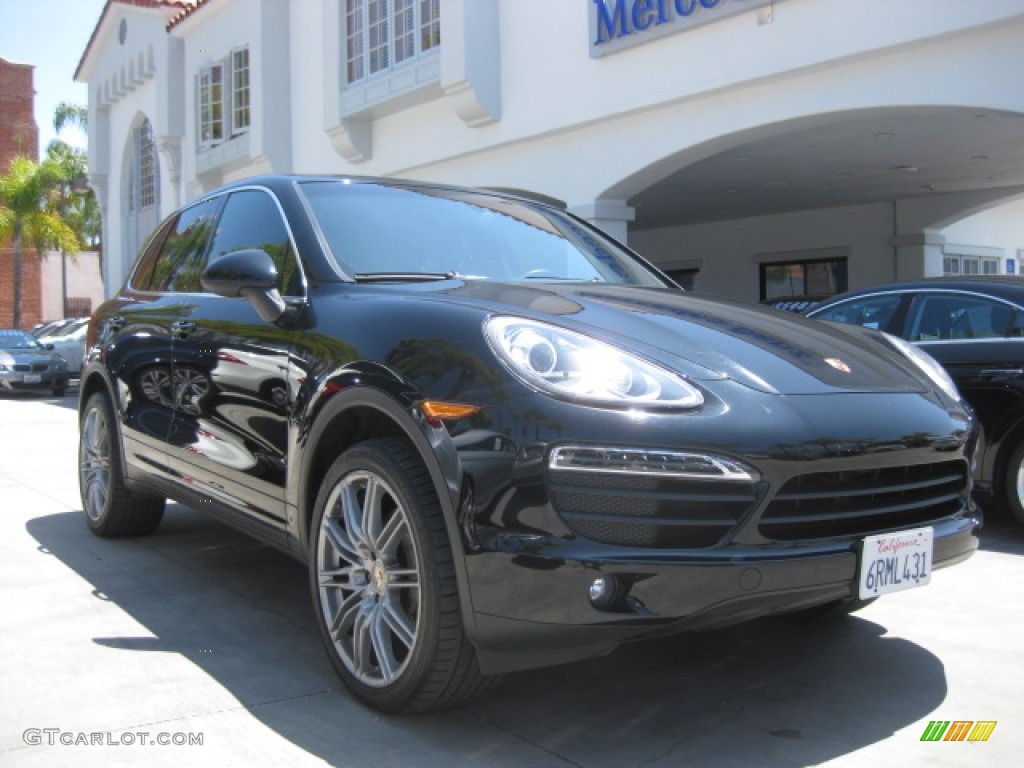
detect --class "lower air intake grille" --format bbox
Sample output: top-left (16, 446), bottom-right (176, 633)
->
top-left (550, 472), bottom-right (757, 549)
top-left (759, 460), bottom-right (968, 541)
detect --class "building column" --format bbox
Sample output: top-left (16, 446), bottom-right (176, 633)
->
top-left (570, 199), bottom-right (636, 244)
top-left (893, 229), bottom-right (946, 281)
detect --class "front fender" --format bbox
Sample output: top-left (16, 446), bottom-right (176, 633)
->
top-left (293, 378), bottom-right (482, 648)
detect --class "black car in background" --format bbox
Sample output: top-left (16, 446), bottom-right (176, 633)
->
top-left (78, 176), bottom-right (979, 713)
top-left (808, 277), bottom-right (1024, 527)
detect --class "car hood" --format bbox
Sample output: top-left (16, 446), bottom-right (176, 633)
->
top-left (0, 349), bottom-right (62, 365)
top-left (421, 281), bottom-right (933, 396)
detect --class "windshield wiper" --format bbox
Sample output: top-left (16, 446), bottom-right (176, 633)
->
top-left (353, 271), bottom-right (456, 283)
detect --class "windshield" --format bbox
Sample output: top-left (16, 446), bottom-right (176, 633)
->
top-left (298, 181), bottom-right (668, 287)
top-left (0, 331), bottom-right (43, 351)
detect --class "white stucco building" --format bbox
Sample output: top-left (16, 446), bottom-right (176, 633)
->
top-left (76, 0), bottom-right (1024, 302)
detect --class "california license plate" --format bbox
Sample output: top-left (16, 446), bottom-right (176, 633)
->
top-left (858, 527), bottom-right (933, 599)
top-left (23, 374), bottom-right (41, 384)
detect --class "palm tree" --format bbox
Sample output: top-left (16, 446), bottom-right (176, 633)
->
top-left (51, 102), bottom-right (101, 288)
top-left (46, 139), bottom-right (100, 316)
top-left (0, 156), bottom-right (80, 328)
top-left (53, 101), bottom-right (88, 136)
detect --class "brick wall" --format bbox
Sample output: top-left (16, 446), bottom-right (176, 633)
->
top-left (1, 57), bottom-right (41, 328)
top-left (0, 57), bottom-right (38, 166)
top-left (0, 246), bottom-right (43, 328)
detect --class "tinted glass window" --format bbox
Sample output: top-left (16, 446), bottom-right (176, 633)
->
top-left (148, 198), bottom-right (221, 293)
top-left (130, 215), bottom-right (178, 291)
top-left (299, 181), bottom-right (666, 287)
top-left (907, 294), bottom-right (1013, 341)
top-left (811, 294), bottom-right (902, 332)
top-left (1010, 311), bottom-right (1024, 338)
top-left (206, 189), bottom-right (301, 296)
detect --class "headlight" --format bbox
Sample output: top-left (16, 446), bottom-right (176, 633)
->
top-left (484, 316), bottom-right (703, 409)
top-left (883, 333), bottom-right (961, 402)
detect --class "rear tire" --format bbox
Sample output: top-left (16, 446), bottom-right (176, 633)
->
top-left (309, 437), bottom-right (497, 713)
top-left (79, 392), bottom-right (165, 536)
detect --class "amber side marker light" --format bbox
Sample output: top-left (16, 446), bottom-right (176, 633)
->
top-left (418, 401), bottom-right (482, 428)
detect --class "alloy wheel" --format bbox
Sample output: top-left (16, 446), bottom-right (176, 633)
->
top-left (315, 469), bottom-right (422, 688)
top-left (79, 404), bottom-right (111, 522)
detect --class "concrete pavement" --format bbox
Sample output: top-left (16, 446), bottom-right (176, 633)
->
top-left (1, 388), bottom-right (1022, 767)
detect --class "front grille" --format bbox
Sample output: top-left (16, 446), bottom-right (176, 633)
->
top-left (550, 471), bottom-right (757, 548)
top-left (12, 363), bottom-right (48, 372)
top-left (759, 460), bottom-right (968, 541)
top-left (32, 363), bottom-right (48, 372)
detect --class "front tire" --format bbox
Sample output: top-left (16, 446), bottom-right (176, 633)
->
top-left (1003, 441), bottom-right (1024, 527)
top-left (79, 392), bottom-right (165, 536)
top-left (309, 438), bottom-right (496, 713)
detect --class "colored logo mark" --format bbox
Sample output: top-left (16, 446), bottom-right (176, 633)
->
top-left (920, 720), bottom-right (997, 742)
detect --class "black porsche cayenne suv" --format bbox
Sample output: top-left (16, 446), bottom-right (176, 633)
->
top-left (78, 175), bottom-right (980, 713)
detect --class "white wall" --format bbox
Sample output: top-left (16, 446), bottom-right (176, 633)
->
top-left (39, 250), bottom-right (105, 321)
top-left (941, 197), bottom-right (1024, 258)
top-left (631, 202), bottom-right (897, 302)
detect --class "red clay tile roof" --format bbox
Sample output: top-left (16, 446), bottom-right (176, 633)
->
top-left (75, 0), bottom-right (205, 82)
top-left (166, 0), bottom-right (211, 29)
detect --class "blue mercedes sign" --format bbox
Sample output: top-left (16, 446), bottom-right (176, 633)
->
top-left (589, 0), bottom-right (776, 57)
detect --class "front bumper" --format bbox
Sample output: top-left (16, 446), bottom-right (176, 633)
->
top-left (467, 513), bottom-right (979, 674)
top-left (0, 371), bottom-right (69, 390)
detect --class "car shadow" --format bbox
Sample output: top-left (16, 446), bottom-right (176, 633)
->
top-left (27, 506), bottom-right (952, 767)
top-left (975, 502), bottom-right (1024, 555)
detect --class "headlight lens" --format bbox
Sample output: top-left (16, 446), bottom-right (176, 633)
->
top-left (884, 333), bottom-right (961, 402)
top-left (484, 316), bottom-right (703, 409)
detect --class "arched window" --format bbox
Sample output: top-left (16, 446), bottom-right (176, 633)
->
top-left (139, 118), bottom-right (156, 210)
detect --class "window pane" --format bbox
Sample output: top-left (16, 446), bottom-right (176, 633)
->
top-left (909, 294), bottom-right (1012, 341)
top-left (394, 0), bottom-right (414, 62)
top-left (346, 0), bottom-right (366, 83)
top-left (150, 199), bottom-right (221, 293)
top-left (232, 48), bottom-right (250, 132)
top-left (762, 264), bottom-right (805, 300)
top-left (200, 65), bottom-right (224, 143)
top-left (131, 216), bottom-right (179, 291)
top-left (139, 119), bottom-right (156, 209)
top-left (420, 0), bottom-right (440, 50)
top-left (812, 295), bottom-right (902, 332)
top-left (761, 258), bottom-right (847, 301)
top-left (368, 0), bottom-right (390, 73)
top-left (345, 0), bottom-right (439, 83)
top-left (207, 190), bottom-right (301, 296)
top-left (805, 260), bottom-right (845, 296)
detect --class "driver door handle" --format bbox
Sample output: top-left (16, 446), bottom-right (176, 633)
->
top-left (171, 321), bottom-right (196, 339)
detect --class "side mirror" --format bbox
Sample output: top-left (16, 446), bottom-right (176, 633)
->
top-left (201, 249), bottom-right (287, 323)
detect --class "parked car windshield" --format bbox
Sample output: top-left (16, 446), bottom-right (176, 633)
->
top-left (298, 181), bottom-right (668, 287)
top-left (0, 330), bottom-right (44, 350)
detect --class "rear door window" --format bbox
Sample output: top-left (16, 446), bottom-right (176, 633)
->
top-left (906, 293), bottom-right (1014, 341)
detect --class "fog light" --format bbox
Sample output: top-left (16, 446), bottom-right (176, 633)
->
top-left (589, 575), bottom-right (622, 609)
